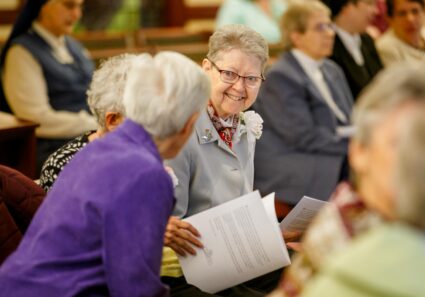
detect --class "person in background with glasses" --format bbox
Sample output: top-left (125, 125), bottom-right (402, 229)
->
top-left (253, 1), bottom-right (353, 213)
top-left (162, 24), bottom-right (274, 296)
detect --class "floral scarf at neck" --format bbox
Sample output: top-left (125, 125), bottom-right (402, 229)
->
top-left (207, 103), bottom-right (239, 149)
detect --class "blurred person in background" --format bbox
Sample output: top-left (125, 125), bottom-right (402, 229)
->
top-left (39, 53), bottom-right (136, 192)
top-left (216, 0), bottom-right (287, 43)
top-left (0, 0), bottom-right (96, 175)
top-left (376, 0), bottom-right (425, 65)
top-left (301, 84), bottom-right (425, 297)
top-left (325, 0), bottom-right (383, 99)
top-left (267, 63), bottom-right (425, 297)
top-left (254, 1), bottom-right (353, 209)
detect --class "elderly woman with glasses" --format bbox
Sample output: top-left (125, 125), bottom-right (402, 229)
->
top-left (253, 0), bottom-right (353, 210)
top-left (162, 24), bottom-right (270, 296)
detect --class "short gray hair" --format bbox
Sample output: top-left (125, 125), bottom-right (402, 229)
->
top-left (353, 64), bottom-right (425, 145)
top-left (281, 0), bottom-right (331, 50)
top-left (396, 108), bottom-right (425, 230)
top-left (123, 51), bottom-right (211, 139)
top-left (87, 54), bottom-right (139, 130)
top-left (207, 24), bottom-right (269, 71)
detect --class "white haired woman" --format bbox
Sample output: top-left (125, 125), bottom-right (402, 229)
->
top-left (301, 103), bottom-right (425, 297)
top-left (0, 51), bottom-right (210, 297)
top-left (268, 64), bottom-right (425, 297)
top-left (39, 53), bottom-right (136, 192)
top-left (162, 24), bottom-right (272, 296)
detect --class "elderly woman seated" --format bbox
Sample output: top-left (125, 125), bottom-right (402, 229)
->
top-left (253, 0), bottom-right (353, 209)
top-left (0, 51), bottom-right (210, 297)
top-left (302, 90), bottom-right (425, 297)
top-left (163, 24), bottom-right (274, 296)
top-left (267, 64), bottom-right (425, 297)
top-left (39, 53), bottom-right (137, 192)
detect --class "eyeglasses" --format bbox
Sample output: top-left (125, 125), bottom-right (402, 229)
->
top-left (311, 22), bottom-right (335, 33)
top-left (208, 59), bottom-right (265, 88)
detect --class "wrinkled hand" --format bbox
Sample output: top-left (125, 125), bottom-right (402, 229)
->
top-left (164, 216), bottom-right (203, 256)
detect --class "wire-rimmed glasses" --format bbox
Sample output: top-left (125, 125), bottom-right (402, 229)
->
top-left (207, 59), bottom-right (264, 88)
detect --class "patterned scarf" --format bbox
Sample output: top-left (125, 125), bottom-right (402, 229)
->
top-left (207, 103), bottom-right (239, 149)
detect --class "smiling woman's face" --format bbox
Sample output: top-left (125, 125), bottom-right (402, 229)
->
top-left (202, 49), bottom-right (263, 119)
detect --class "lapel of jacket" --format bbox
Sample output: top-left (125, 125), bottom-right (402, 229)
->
top-left (286, 52), bottom-right (326, 105)
top-left (321, 62), bottom-right (351, 121)
top-left (322, 61), bottom-right (351, 119)
top-left (334, 34), bottom-right (371, 91)
top-left (195, 108), bottom-right (237, 157)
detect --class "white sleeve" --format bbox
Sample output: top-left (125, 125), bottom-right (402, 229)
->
top-left (3, 45), bottom-right (97, 139)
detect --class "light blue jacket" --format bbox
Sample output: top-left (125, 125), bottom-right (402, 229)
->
top-left (166, 108), bottom-right (255, 218)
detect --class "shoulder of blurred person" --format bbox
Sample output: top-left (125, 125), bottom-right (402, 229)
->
top-left (301, 223), bottom-right (425, 297)
top-left (39, 130), bottom-right (93, 192)
top-left (376, 28), bottom-right (425, 66)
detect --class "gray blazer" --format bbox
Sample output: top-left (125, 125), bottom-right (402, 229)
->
top-left (253, 52), bottom-right (353, 204)
top-left (165, 109), bottom-right (255, 218)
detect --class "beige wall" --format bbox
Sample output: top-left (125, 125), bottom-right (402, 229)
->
top-left (0, 0), bottom-right (19, 9)
top-left (185, 0), bottom-right (223, 6)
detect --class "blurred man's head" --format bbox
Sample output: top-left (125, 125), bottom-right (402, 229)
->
top-left (326, 0), bottom-right (378, 33)
top-left (282, 1), bottom-right (335, 59)
top-left (386, 0), bottom-right (425, 47)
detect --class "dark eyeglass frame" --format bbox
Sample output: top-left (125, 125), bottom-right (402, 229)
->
top-left (207, 59), bottom-right (265, 88)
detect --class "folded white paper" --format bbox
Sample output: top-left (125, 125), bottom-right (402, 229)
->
top-left (179, 191), bottom-right (290, 293)
top-left (279, 196), bottom-right (328, 232)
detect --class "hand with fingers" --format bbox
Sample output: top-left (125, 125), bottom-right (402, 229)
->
top-left (164, 216), bottom-right (204, 256)
top-left (282, 230), bottom-right (302, 252)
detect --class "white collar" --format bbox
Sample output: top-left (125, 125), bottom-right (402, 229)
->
top-left (32, 22), bottom-right (74, 64)
top-left (334, 25), bottom-right (364, 65)
top-left (33, 22), bottom-right (66, 49)
top-left (291, 49), bottom-right (323, 75)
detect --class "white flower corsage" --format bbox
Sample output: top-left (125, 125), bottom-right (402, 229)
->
top-left (236, 110), bottom-right (263, 144)
top-left (164, 166), bottom-right (179, 188)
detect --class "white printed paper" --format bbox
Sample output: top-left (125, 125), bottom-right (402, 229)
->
top-left (179, 191), bottom-right (290, 293)
top-left (279, 196), bottom-right (328, 232)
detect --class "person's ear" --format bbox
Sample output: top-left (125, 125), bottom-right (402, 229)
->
top-left (180, 112), bottom-right (200, 139)
top-left (348, 140), bottom-right (369, 175)
top-left (202, 58), bottom-right (212, 71)
top-left (290, 31), bottom-right (301, 48)
top-left (105, 112), bottom-right (123, 132)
